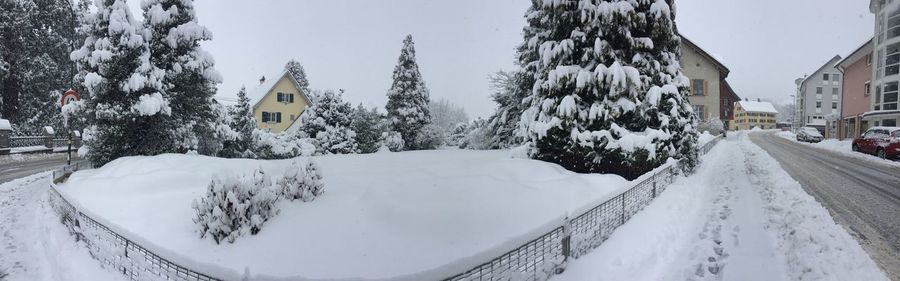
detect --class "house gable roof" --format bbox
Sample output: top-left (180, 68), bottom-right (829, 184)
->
top-left (837, 38), bottom-right (874, 71)
top-left (721, 79), bottom-right (740, 101)
top-left (736, 100), bottom-right (778, 114)
top-left (248, 70), bottom-right (312, 110)
top-left (680, 34), bottom-right (730, 78)
top-left (800, 55), bottom-right (843, 86)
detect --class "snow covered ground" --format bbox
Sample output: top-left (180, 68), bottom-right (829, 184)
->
top-left (775, 131), bottom-right (900, 167)
top-left (57, 149), bottom-right (640, 280)
top-left (0, 173), bottom-right (123, 281)
top-left (554, 132), bottom-right (888, 281)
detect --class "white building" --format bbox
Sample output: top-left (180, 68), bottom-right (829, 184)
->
top-left (798, 56), bottom-right (843, 136)
top-left (868, 0), bottom-right (900, 127)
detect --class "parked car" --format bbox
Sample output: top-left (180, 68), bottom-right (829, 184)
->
top-left (796, 127), bottom-right (824, 143)
top-left (852, 127), bottom-right (900, 159)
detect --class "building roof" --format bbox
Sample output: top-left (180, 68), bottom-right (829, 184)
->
top-left (721, 79), bottom-right (740, 100)
top-left (736, 100), bottom-right (778, 114)
top-left (837, 38), bottom-right (874, 71)
top-left (680, 34), bottom-right (730, 77)
top-left (248, 70), bottom-right (312, 109)
top-left (800, 55), bottom-right (843, 86)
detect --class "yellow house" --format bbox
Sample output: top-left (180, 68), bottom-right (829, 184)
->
top-left (249, 71), bottom-right (312, 133)
top-left (731, 100), bottom-right (778, 130)
top-left (680, 36), bottom-right (728, 122)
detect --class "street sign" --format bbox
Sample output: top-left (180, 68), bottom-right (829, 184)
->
top-left (60, 90), bottom-right (80, 108)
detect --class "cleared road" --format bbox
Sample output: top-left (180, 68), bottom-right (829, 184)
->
top-left (0, 154), bottom-right (73, 184)
top-left (750, 132), bottom-right (900, 280)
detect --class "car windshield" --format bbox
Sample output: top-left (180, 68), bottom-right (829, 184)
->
top-left (802, 128), bottom-right (819, 134)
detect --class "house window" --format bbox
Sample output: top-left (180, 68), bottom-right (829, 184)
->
top-left (867, 54), bottom-right (873, 66)
top-left (693, 105), bottom-right (706, 120)
top-left (823, 73), bottom-right (830, 81)
top-left (865, 81), bottom-right (871, 97)
top-left (832, 102), bottom-right (837, 109)
top-left (833, 74), bottom-right (841, 82)
top-left (276, 92), bottom-right (295, 103)
top-left (816, 87), bottom-right (823, 94)
top-left (290, 114), bottom-right (296, 121)
top-left (816, 102), bottom-right (822, 109)
top-left (832, 88), bottom-right (839, 96)
top-left (261, 112), bottom-right (282, 123)
top-left (692, 79), bottom-right (705, 96)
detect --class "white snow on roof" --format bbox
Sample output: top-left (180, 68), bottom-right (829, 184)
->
top-left (0, 119), bottom-right (10, 130)
top-left (248, 71), bottom-right (287, 109)
top-left (737, 101), bottom-right (778, 114)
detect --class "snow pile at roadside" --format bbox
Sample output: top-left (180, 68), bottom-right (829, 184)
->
top-left (739, 136), bottom-right (888, 281)
top-left (775, 131), bottom-right (900, 167)
top-left (698, 131), bottom-right (716, 145)
top-left (554, 135), bottom-right (887, 281)
top-left (0, 173), bottom-right (123, 281)
top-left (59, 150), bottom-right (633, 280)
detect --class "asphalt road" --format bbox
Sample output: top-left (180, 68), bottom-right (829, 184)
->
top-left (750, 132), bottom-right (900, 280)
top-left (0, 154), bottom-right (73, 184)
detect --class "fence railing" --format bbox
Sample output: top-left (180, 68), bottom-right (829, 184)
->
top-left (48, 136), bottom-right (723, 281)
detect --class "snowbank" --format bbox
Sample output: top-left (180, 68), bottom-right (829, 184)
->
top-left (59, 150), bottom-right (634, 280)
top-left (775, 131), bottom-right (900, 168)
top-left (698, 131), bottom-right (716, 146)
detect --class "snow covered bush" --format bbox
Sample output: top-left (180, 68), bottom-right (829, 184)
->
top-left (192, 168), bottom-right (280, 244)
top-left (296, 89), bottom-right (359, 155)
top-left (252, 129), bottom-right (316, 159)
top-left (698, 117), bottom-right (725, 136)
top-left (351, 105), bottom-right (390, 154)
top-left (460, 118), bottom-right (492, 150)
top-left (381, 131), bottom-right (405, 152)
top-left (428, 99), bottom-right (469, 146)
top-left (516, 0), bottom-right (699, 180)
top-left (278, 158), bottom-right (325, 202)
top-left (385, 35), bottom-right (433, 150)
top-left (481, 70), bottom-right (529, 149)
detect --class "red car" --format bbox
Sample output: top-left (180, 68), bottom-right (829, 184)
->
top-left (852, 127), bottom-right (900, 159)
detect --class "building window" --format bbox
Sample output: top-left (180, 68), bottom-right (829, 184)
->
top-left (816, 101), bottom-right (822, 108)
top-left (886, 43), bottom-right (900, 76)
top-left (833, 74), bottom-right (841, 82)
top-left (865, 81), bottom-right (871, 97)
top-left (693, 105), bottom-right (705, 120)
top-left (832, 87), bottom-right (839, 96)
top-left (276, 92), bottom-right (295, 103)
top-left (832, 102), bottom-right (837, 109)
top-left (867, 54), bottom-right (873, 66)
top-left (816, 87), bottom-right (823, 94)
top-left (290, 114), bottom-right (296, 121)
top-left (261, 112), bottom-right (282, 123)
top-left (885, 119), bottom-right (898, 127)
top-left (823, 73), bottom-right (829, 81)
top-left (882, 82), bottom-right (899, 111)
top-left (692, 79), bottom-right (705, 96)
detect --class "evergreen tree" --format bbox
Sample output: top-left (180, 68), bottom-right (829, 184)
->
top-left (72, 0), bottom-right (172, 166)
top-left (350, 104), bottom-right (388, 154)
top-left (517, 0), bottom-right (698, 180)
top-left (296, 89), bottom-right (357, 154)
top-left (284, 59), bottom-right (310, 94)
top-left (221, 86), bottom-right (256, 158)
top-left (385, 35), bottom-right (432, 150)
top-left (482, 70), bottom-right (528, 149)
top-left (142, 0), bottom-right (222, 154)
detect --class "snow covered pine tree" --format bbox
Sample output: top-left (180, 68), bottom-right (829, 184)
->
top-left (72, 0), bottom-right (173, 166)
top-left (142, 0), bottom-right (223, 155)
top-left (221, 86), bottom-right (257, 158)
top-left (296, 89), bottom-right (358, 155)
top-left (284, 59), bottom-right (311, 95)
top-left (518, 0), bottom-right (698, 180)
top-left (385, 35), bottom-right (433, 150)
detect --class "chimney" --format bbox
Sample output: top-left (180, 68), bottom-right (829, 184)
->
top-left (757, 98), bottom-right (761, 102)
top-left (259, 76), bottom-right (266, 85)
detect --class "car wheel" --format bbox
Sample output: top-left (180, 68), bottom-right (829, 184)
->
top-left (877, 148), bottom-right (886, 159)
top-left (852, 144), bottom-right (858, 152)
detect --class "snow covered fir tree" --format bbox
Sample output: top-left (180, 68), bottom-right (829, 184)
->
top-left (385, 35), bottom-right (433, 150)
top-left (284, 59), bottom-right (311, 95)
top-left (220, 86), bottom-right (256, 158)
top-left (296, 89), bottom-right (358, 155)
top-left (516, 0), bottom-right (698, 180)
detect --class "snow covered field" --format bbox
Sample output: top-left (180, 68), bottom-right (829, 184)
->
top-left (0, 173), bottom-right (123, 281)
top-left (775, 131), bottom-right (900, 167)
top-left (554, 133), bottom-right (888, 281)
top-left (57, 149), bottom-right (641, 280)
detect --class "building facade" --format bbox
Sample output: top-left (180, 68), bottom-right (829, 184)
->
top-left (798, 55), bottom-right (843, 137)
top-left (249, 71), bottom-right (312, 133)
top-left (836, 39), bottom-right (874, 140)
top-left (680, 36), bottom-right (739, 127)
top-left (731, 100), bottom-right (779, 130)
top-left (868, 0), bottom-right (900, 128)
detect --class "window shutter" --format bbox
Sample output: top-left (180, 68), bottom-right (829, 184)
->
top-left (262, 112), bottom-right (270, 122)
top-left (276, 112), bottom-right (282, 123)
top-left (289, 94), bottom-right (295, 103)
top-left (704, 80), bottom-right (709, 96)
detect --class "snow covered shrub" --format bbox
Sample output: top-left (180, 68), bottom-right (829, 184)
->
top-left (460, 118), bottom-right (492, 150)
top-left (297, 89), bottom-right (359, 154)
top-left (278, 158), bottom-right (325, 202)
top-left (698, 117), bottom-right (725, 135)
top-left (386, 35), bottom-right (433, 151)
top-left (192, 168), bottom-right (280, 244)
top-left (516, 0), bottom-right (699, 180)
top-left (351, 105), bottom-right (390, 153)
top-left (381, 131), bottom-right (405, 152)
top-left (252, 129), bottom-right (316, 159)
top-left (481, 70), bottom-right (529, 149)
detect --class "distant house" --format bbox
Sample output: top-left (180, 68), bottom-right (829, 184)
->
top-left (836, 38), bottom-right (874, 140)
top-left (680, 35), bottom-right (740, 128)
top-left (798, 55), bottom-right (843, 137)
top-left (732, 100), bottom-right (778, 130)
top-left (248, 71), bottom-right (312, 133)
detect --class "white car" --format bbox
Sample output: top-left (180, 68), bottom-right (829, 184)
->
top-left (796, 127), bottom-right (824, 143)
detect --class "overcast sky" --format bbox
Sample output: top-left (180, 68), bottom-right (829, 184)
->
top-left (127, 0), bottom-right (874, 118)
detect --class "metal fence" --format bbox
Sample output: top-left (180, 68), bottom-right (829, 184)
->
top-left (10, 136), bottom-right (48, 148)
top-left (47, 136), bottom-right (723, 281)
